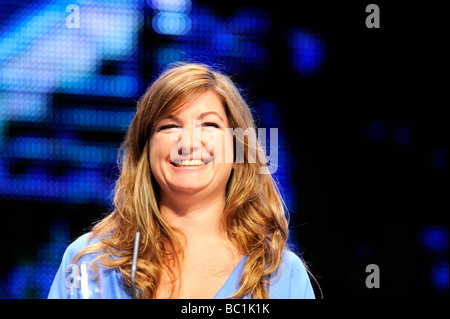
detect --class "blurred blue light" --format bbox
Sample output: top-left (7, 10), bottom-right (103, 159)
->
top-left (418, 225), bottom-right (449, 253)
top-left (152, 12), bottom-right (191, 35)
top-left (0, 219), bottom-right (71, 298)
top-left (0, 2), bottom-right (65, 62)
top-left (212, 34), bottom-right (244, 56)
top-left (7, 137), bottom-right (119, 165)
top-left (56, 108), bottom-right (134, 132)
top-left (356, 242), bottom-right (374, 264)
top-left (155, 45), bottom-right (186, 65)
top-left (0, 170), bottom-right (112, 205)
top-left (2, 92), bottom-right (50, 122)
top-left (368, 120), bottom-right (386, 143)
top-left (432, 148), bottom-right (448, 170)
top-left (392, 126), bottom-right (413, 145)
top-left (231, 7), bottom-right (271, 36)
top-left (255, 101), bottom-right (297, 212)
top-left (287, 28), bottom-right (326, 77)
top-left (150, 3), bottom-right (270, 72)
top-left (0, 0), bottom-right (141, 96)
top-left (56, 75), bottom-right (140, 97)
top-left (149, 0), bottom-right (192, 13)
top-left (255, 102), bottom-right (281, 127)
top-left (430, 258), bottom-right (449, 292)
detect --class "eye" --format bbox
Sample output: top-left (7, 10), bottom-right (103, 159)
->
top-left (202, 122), bottom-right (220, 128)
top-left (158, 124), bottom-right (179, 131)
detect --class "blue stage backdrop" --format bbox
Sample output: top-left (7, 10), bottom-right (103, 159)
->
top-left (0, 0), bottom-right (446, 299)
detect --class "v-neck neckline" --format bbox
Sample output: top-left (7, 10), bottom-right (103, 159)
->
top-left (213, 255), bottom-right (246, 299)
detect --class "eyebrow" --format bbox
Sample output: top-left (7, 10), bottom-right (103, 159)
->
top-left (163, 115), bottom-right (181, 122)
top-left (160, 112), bottom-right (225, 123)
top-left (198, 111), bottom-right (225, 123)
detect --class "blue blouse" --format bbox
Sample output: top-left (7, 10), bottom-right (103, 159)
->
top-left (48, 233), bottom-right (315, 299)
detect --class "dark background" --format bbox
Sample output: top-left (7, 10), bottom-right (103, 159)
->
top-left (0, 0), bottom-right (447, 299)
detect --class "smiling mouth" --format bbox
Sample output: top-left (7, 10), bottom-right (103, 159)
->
top-left (170, 159), bottom-right (212, 167)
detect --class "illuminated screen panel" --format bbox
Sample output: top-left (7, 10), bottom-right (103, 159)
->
top-left (0, 0), bottom-right (143, 206)
top-left (0, 0), bottom-right (307, 298)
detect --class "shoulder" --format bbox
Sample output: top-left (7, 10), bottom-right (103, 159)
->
top-left (279, 250), bottom-right (310, 285)
top-left (67, 233), bottom-right (94, 253)
top-left (268, 250), bottom-right (315, 299)
top-left (281, 250), bottom-right (306, 271)
top-left (62, 233), bottom-right (95, 261)
top-left (48, 232), bottom-right (130, 299)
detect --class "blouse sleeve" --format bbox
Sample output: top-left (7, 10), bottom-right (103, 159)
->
top-left (48, 233), bottom-right (131, 299)
top-left (269, 250), bottom-right (316, 299)
top-left (288, 251), bottom-right (315, 298)
top-left (47, 233), bottom-right (91, 299)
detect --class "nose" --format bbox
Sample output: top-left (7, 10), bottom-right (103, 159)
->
top-left (173, 120), bottom-right (203, 157)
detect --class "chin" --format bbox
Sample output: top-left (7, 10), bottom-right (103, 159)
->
top-left (169, 181), bottom-right (209, 194)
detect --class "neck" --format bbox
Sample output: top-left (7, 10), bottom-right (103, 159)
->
top-left (159, 190), bottom-right (227, 244)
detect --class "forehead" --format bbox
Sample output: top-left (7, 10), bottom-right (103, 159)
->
top-left (163, 90), bottom-right (228, 120)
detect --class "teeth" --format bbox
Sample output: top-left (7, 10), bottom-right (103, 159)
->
top-left (175, 159), bottom-right (206, 167)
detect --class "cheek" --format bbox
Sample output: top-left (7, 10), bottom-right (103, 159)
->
top-left (149, 135), bottom-right (173, 160)
top-left (203, 131), bottom-right (234, 163)
top-left (222, 131), bottom-right (234, 163)
top-left (149, 136), bottom-right (174, 186)
top-left (148, 137), bottom-right (158, 177)
top-left (149, 136), bottom-right (173, 179)
top-left (148, 137), bottom-right (158, 163)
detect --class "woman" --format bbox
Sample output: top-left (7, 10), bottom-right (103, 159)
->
top-left (48, 63), bottom-right (315, 299)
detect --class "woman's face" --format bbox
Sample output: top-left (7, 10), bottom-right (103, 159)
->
top-left (149, 90), bottom-right (234, 200)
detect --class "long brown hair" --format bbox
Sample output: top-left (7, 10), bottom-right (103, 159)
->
top-left (73, 62), bottom-right (292, 298)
